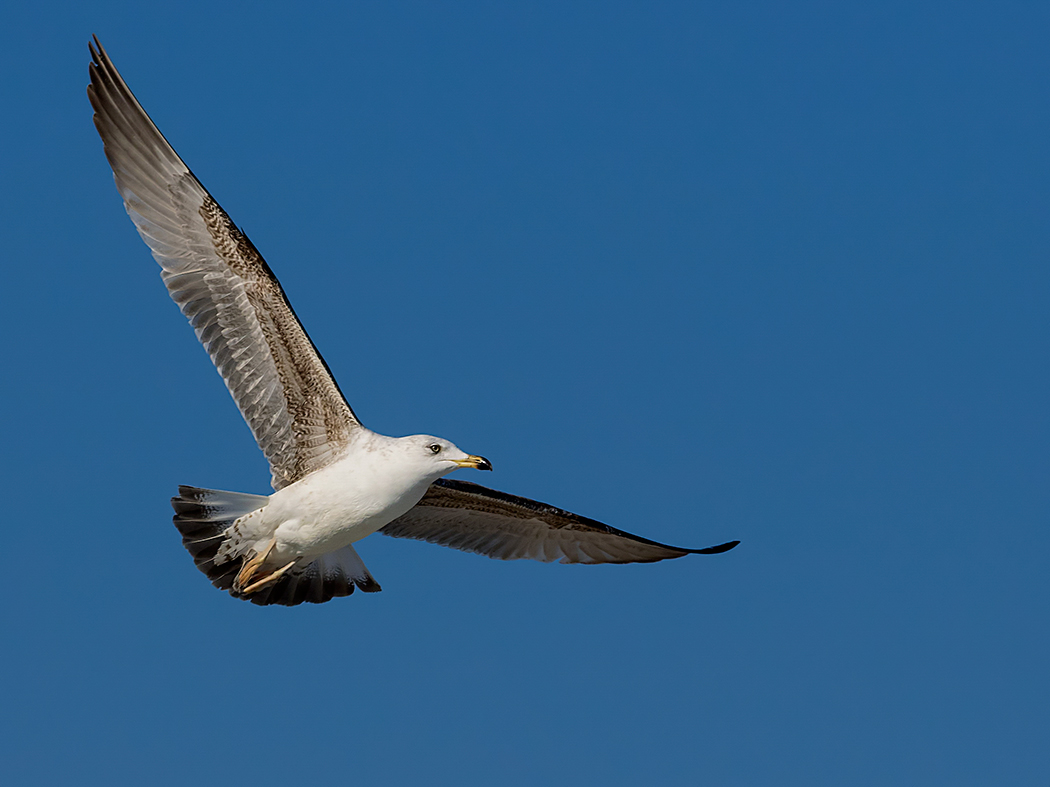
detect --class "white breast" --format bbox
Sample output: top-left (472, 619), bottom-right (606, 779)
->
top-left (262, 434), bottom-right (436, 561)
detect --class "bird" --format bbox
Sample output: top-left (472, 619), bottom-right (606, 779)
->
top-left (87, 36), bottom-right (739, 606)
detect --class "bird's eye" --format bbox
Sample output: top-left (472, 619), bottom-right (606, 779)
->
top-left (429, 443), bottom-right (442, 454)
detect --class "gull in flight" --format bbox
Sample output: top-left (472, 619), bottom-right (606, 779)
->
top-left (87, 37), bottom-right (739, 606)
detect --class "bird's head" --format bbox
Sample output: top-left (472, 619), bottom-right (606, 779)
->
top-left (405, 434), bottom-right (492, 479)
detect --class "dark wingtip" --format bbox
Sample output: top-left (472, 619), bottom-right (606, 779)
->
top-left (693, 540), bottom-right (740, 555)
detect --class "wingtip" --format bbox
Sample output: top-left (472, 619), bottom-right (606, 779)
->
top-left (693, 539), bottom-right (740, 555)
top-left (87, 36), bottom-right (104, 91)
top-left (89, 35), bottom-right (111, 70)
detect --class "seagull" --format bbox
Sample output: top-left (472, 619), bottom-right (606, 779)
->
top-left (87, 37), bottom-right (739, 606)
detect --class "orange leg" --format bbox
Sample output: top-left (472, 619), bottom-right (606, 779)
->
top-left (240, 559), bottom-right (298, 595)
top-left (234, 537), bottom-right (276, 592)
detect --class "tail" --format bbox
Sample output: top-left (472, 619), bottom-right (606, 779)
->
top-left (172, 485), bottom-right (271, 592)
top-left (171, 485), bottom-right (382, 606)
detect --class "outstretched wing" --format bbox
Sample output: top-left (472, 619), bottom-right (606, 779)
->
top-left (88, 38), bottom-right (362, 490)
top-left (381, 478), bottom-right (740, 564)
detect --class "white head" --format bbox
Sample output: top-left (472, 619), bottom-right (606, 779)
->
top-left (394, 434), bottom-right (492, 482)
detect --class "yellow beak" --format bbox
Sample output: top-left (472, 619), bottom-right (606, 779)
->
top-left (454, 455), bottom-right (493, 471)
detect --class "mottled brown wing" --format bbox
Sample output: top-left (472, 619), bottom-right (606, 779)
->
top-left (381, 478), bottom-right (740, 564)
top-left (88, 38), bottom-right (362, 489)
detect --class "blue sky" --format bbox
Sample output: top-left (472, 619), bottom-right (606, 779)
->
top-left (2, 1), bottom-right (1047, 784)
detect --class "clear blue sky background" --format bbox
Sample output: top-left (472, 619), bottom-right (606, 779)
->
top-left (2, 1), bottom-right (1047, 784)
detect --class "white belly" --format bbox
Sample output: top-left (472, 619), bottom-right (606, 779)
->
top-left (260, 452), bottom-right (432, 562)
